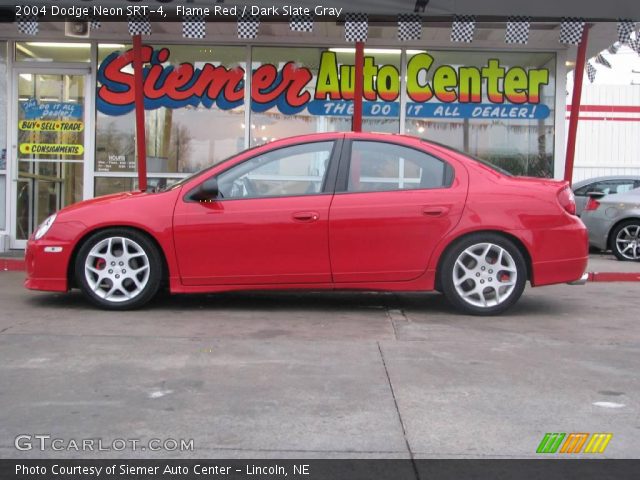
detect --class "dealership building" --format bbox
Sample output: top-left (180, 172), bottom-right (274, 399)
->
top-left (0, 0), bottom-right (634, 251)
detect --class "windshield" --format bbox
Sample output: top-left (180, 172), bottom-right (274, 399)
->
top-left (159, 147), bottom-right (262, 192)
top-left (162, 165), bottom-right (216, 192)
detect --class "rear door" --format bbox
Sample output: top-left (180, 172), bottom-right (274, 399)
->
top-left (328, 138), bottom-right (467, 283)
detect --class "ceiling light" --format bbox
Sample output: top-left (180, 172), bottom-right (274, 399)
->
top-left (329, 48), bottom-right (402, 54)
top-left (26, 42), bottom-right (90, 48)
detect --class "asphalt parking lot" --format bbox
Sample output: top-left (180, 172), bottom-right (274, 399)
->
top-left (0, 255), bottom-right (639, 459)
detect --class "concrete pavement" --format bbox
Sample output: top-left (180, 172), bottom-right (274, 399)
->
top-left (0, 271), bottom-right (638, 459)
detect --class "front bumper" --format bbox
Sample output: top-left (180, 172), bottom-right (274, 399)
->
top-left (24, 240), bottom-right (71, 292)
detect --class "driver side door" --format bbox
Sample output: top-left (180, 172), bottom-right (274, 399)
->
top-left (173, 140), bottom-right (341, 286)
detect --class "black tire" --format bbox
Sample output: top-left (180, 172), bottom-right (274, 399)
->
top-left (74, 228), bottom-right (163, 310)
top-left (440, 233), bottom-right (527, 316)
top-left (610, 220), bottom-right (640, 262)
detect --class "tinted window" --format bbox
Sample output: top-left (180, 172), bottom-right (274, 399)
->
top-left (575, 180), bottom-right (638, 196)
top-left (217, 142), bottom-right (333, 199)
top-left (347, 141), bottom-right (453, 193)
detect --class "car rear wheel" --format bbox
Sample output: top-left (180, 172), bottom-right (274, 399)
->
top-left (440, 233), bottom-right (527, 315)
top-left (75, 228), bottom-right (162, 309)
top-left (611, 220), bottom-right (640, 261)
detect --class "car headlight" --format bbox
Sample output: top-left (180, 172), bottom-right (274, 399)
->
top-left (34, 213), bottom-right (57, 240)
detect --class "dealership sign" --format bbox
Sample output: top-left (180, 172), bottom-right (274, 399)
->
top-left (97, 47), bottom-right (551, 119)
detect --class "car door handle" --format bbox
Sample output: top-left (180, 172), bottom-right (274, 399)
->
top-left (292, 211), bottom-right (320, 222)
top-left (422, 206), bottom-right (449, 217)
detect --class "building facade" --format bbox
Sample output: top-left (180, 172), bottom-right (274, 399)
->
top-left (0, 18), bottom-right (618, 250)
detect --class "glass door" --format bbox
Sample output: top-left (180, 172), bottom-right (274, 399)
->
top-left (11, 70), bottom-right (89, 248)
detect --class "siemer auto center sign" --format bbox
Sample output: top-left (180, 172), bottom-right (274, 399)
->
top-left (97, 47), bottom-right (551, 120)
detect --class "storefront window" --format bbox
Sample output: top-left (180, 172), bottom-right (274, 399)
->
top-left (96, 44), bottom-right (246, 175)
top-left (94, 177), bottom-right (182, 196)
top-left (250, 47), bottom-right (348, 147)
top-left (405, 50), bottom-right (556, 177)
top-left (250, 47), bottom-right (401, 147)
top-left (16, 42), bottom-right (91, 63)
top-left (15, 72), bottom-right (85, 239)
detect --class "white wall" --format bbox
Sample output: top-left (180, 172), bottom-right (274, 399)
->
top-left (569, 84), bottom-right (640, 182)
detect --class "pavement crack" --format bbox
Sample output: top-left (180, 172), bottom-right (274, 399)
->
top-left (377, 342), bottom-right (420, 480)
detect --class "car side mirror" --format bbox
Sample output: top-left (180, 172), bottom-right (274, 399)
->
top-left (189, 178), bottom-right (219, 202)
top-left (586, 190), bottom-right (606, 199)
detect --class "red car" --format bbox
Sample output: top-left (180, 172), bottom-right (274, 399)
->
top-left (25, 132), bottom-right (588, 315)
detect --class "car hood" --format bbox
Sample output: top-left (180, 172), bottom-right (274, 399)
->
top-left (58, 191), bottom-right (150, 215)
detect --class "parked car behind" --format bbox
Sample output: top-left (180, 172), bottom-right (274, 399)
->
top-left (25, 132), bottom-right (589, 315)
top-left (573, 176), bottom-right (640, 216)
top-left (581, 187), bottom-right (640, 261)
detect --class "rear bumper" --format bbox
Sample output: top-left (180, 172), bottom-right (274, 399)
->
top-left (567, 273), bottom-right (589, 285)
top-left (581, 214), bottom-right (610, 250)
top-left (532, 255), bottom-right (589, 286)
top-left (527, 219), bottom-right (589, 287)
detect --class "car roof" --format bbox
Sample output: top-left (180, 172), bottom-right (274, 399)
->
top-left (573, 175), bottom-right (640, 189)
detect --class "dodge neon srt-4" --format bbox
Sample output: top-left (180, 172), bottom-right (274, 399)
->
top-left (25, 132), bottom-right (588, 315)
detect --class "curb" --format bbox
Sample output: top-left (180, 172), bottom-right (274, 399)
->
top-left (1, 259), bottom-right (26, 272)
top-left (588, 272), bottom-right (640, 282)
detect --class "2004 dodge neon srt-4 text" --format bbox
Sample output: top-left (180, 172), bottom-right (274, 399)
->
top-left (25, 132), bottom-right (589, 315)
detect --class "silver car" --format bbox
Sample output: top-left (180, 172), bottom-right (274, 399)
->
top-left (573, 176), bottom-right (640, 216)
top-left (581, 187), bottom-right (640, 261)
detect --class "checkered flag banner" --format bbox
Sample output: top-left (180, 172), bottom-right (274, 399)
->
top-left (451, 15), bottom-right (476, 43)
top-left (290, 14), bottom-right (314, 32)
top-left (238, 14), bottom-right (259, 39)
top-left (89, 17), bottom-right (101, 30)
top-left (617, 19), bottom-right (636, 44)
top-left (128, 14), bottom-right (151, 36)
top-left (345, 13), bottom-right (368, 42)
top-left (630, 36), bottom-right (640, 55)
top-left (559, 18), bottom-right (585, 45)
top-left (183, 15), bottom-right (206, 39)
top-left (16, 15), bottom-right (38, 36)
top-left (505, 16), bottom-right (531, 44)
top-left (398, 14), bottom-right (422, 41)
top-left (595, 53), bottom-right (612, 68)
top-left (607, 42), bottom-right (621, 54)
top-left (586, 62), bottom-right (596, 83)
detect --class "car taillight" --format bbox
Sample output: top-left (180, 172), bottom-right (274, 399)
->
top-left (557, 186), bottom-right (577, 215)
top-left (584, 197), bottom-right (601, 212)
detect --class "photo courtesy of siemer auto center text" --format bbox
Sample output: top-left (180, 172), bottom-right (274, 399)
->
top-left (0, 0), bottom-right (639, 479)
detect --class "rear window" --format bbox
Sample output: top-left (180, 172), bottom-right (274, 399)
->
top-left (420, 140), bottom-right (513, 177)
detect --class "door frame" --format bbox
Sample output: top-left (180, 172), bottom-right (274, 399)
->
top-left (8, 63), bottom-right (94, 249)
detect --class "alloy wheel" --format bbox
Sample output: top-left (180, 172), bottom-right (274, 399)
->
top-left (84, 236), bottom-right (151, 302)
top-left (452, 242), bottom-right (518, 308)
top-left (615, 225), bottom-right (640, 260)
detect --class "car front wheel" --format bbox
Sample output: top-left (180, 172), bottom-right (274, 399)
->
top-left (440, 233), bottom-right (527, 315)
top-left (611, 220), bottom-right (640, 261)
top-left (75, 228), bottom-right (162, 309)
